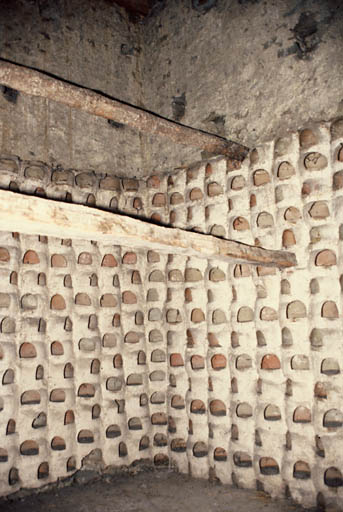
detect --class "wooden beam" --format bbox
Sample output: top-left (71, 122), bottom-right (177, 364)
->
top-left (0, 190), bottom-right (296, 268)
top-left (0, 60), bottom-right (249, 160)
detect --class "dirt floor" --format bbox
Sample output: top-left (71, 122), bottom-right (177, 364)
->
top-left (0, 469), bottom-right (307, 512)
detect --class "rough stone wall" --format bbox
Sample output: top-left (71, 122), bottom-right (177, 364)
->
top-left (0, 0), bottom-right (202, 177)
top-left (142, 0), bottom-right (343, 150)
top-left (0, 0), bottom-right (147, 177)
top-left (0, 1), bottom-right (139, 102)
top-left (2, 1), bottom-right (343, 177)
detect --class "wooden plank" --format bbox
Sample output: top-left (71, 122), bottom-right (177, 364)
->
top-left (0, 59), bottom-right (249, 160)
top-left (0, 190), bottom-right (296, 267)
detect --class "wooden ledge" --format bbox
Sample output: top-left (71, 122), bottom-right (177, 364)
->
top-left (0, 190), bottom-right (296, 268)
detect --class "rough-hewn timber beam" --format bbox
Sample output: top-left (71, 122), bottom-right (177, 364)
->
top-left (0, 59), bottom-right (248, 160)
top-left (0, 190), bottom-right (296, 268)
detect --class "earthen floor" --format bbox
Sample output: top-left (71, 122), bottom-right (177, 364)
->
top-left (0, 470), bottom-right (307, 512)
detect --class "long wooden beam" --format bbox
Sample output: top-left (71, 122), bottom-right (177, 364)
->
top-left (0, 190), bottom-right (296, 267)
top-left (0, 60), bottom-right (249, 160)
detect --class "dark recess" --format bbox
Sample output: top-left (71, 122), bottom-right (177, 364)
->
top-left (1, 85), bottom-right (19, 104)
top-left (171, 93), bottom-right (186, 121)
top-left (192, 0), bottom-right (217, 13)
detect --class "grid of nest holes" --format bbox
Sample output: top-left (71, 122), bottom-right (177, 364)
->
top-left (166, 263), bottom-right (343, 504)
top-left (0, 234), bottom-right (342, 502)
top-left (0, 156), bottom-right (169, 223)
top-left (166, 119), bottom-right (343, 260)
top-left (0, 118), bottom-right (343, 507)
top-left (0, 234), bottom-right (186, 491)
top-left (166, 119), bottom-right (343, 507)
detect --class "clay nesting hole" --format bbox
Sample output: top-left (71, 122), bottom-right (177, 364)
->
top-left (210, 399), bottom-right (226, 417)
top-left (234, 451), bottom-right (252, 468)
top-left (151, 392), bottom-right (165, 405)
top-left (23, 250), bottom-right (40, 264)
top-left (211, 354), bottom-right (226, 370)
top-left (170, 395), bottom-right (184, 409)
top-left (321, 358), bottom-right (340, 375)
top-left (264, 404), bottom-right (281, 421)
top-left (106, 425), bottom-right (121, 438)
top-left (78, 383), bottom-right (95, 398)
top-left (20, 440), bottom-right (39, 456)
top-left (2, 368), bottom-right (14, 385)
top-left (191, 399), bottom-right (206, 415)
top-left (38, 462), bottom-right (49, 479)
top-left (293, 461), bottom-right (311, 480)
top-left (51, 436), bottom-right (66, 451)
top-left (293, 406), bottom-right (311, 424)
top-left (21, 390), bottom-right (40, 405)
top-left (78, 430), bottom-right (94, 444)
top-left (78, 252), bottom-right (92, 264)
top-left (261, 354), bottom-right (281, 370)
top-left (236, 354), bottom-right (252, 370)
top-left (64, 410), bottom-right (75, 425)
top-left (20, 343), bottom-right (37, 358)
top-left (151, 412), bottom-right (167, 425)
top-left (50, 294), bottom-right (66, 310)
top-left (51, 254), bottom-right (67, 267)
top-left (151, 349), bottom-right (165, 363)
top-left (50, 389), bottom-right (65, 402)
top-left (171, 438), bottom-right (186, 453)
top-left (236, 402), bottom-right (252, 418)
top-left (259, 457), bottom-right (279, 475)
top-left (324, 467), bottom-right (343, 487)
top-left (193, 442), bottom-right (208, 458)
top-left (51, 341), bottom-right (64, 356)
top-left (101, 254), bottom-right (117, 267)
top-left (323, 409), bottom-right (343, 429)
